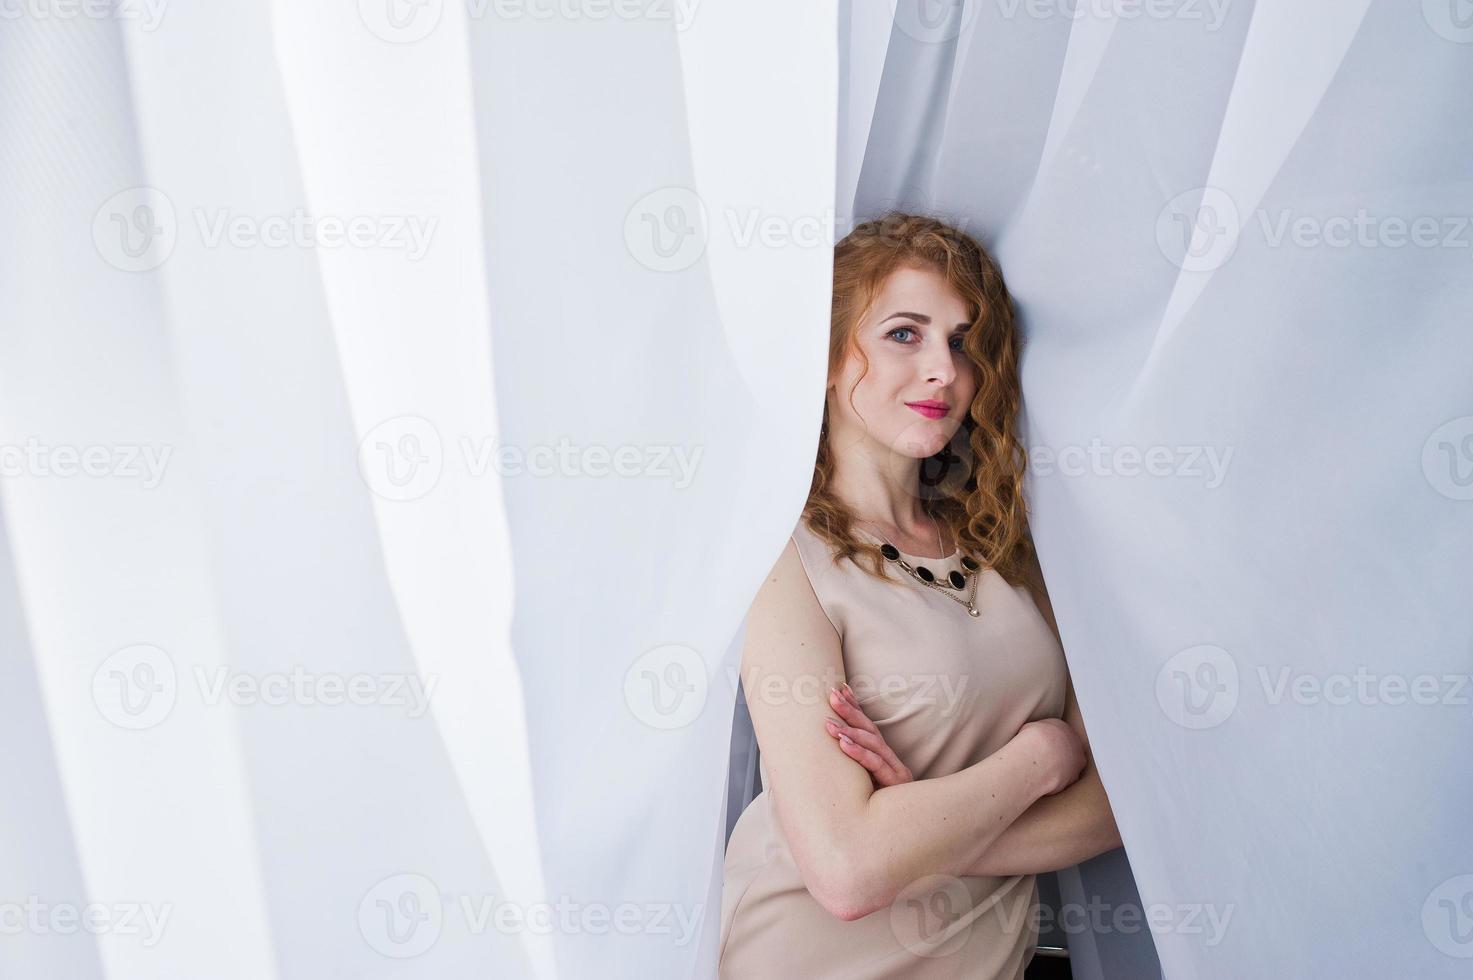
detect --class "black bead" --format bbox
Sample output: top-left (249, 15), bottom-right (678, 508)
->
top-left (880, 544), bottom-right (900, 561)
top-left (916, 565), bottom-right (935, 583)
top-left (960, 556), bottom-right (979, 571)
top-left (949, 570), bottom-right (966, 589)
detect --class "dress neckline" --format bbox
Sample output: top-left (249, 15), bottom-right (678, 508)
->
top-left (851, 524), bottom-right (959, 564)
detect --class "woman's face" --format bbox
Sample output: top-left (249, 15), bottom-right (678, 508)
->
top-left (828, 264), bottom-right (978, 461)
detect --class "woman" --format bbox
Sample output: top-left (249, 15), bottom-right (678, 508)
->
top-left (718, 213), bottom-right (1122, 978)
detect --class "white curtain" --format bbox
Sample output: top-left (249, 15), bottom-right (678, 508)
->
top-left (1, 2), bottom-right (833, 978)
top-left (4, 2), bottom-right (1469, 979)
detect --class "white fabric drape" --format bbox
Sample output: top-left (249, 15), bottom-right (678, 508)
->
top-left (4, 2), bottom-right (1469, 979)
top-left (0, 2), bottom-right (834, 979)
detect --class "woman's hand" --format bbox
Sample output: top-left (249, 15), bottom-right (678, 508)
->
top-left (1014, 717), bottom-right (1086, 797)
top-left (824, 684), bottom-right (914, 787)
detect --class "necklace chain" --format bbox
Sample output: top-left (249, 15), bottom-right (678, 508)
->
top-left (854, 516), bottom-right (983, 618)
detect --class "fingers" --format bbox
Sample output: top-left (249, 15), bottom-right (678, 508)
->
top-left (827, 723), bottom-right (895, 780)
top-left (827, 685), bottom-right (882, 738)
top-left (823, 716), bottom-right (913, 786)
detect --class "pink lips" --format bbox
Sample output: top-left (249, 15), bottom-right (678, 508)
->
top-left (905, 400), bottom-right (950, 420)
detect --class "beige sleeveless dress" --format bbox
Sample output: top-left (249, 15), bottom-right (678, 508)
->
top-left (719, 516), bottom-right (1071, 979)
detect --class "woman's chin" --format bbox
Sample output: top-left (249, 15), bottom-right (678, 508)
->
top-left (886, 422), bottom-right (959, 459)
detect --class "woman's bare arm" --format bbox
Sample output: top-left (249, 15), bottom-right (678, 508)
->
top-left (961, 680), bottom-right (1122, 875)
top-left (964, 550), bottom-right (1121, 874)
top-left (741, 538), bottom-right (1073, 921)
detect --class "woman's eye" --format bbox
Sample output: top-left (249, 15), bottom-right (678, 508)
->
top-left (950, 335), bottom-right (966, 352)
top-left (886, 327), bottom-right (916, 343)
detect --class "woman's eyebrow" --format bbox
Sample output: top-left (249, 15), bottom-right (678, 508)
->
top-left (879, 312), bottom-right (969, 332)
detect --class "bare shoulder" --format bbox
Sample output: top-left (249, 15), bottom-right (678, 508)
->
top-left (742, 537), bottom-right (841, 682)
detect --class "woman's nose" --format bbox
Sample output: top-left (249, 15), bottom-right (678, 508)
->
top-left (924, 341), bottom-right (957, 384)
